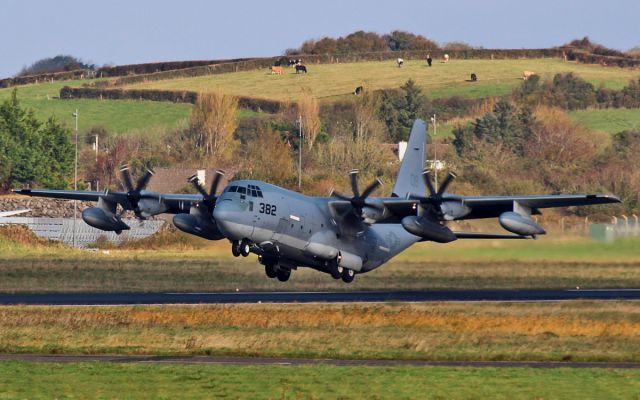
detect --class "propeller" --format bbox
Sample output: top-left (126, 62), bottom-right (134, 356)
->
top-left (414, 169), bottom-right (459, 220)
top-left (188, 169), bottom-right (225, 211)
top-left (119, 164), bottom-right (155, 218)
top-left (331, 169), bottom-right (384, 216)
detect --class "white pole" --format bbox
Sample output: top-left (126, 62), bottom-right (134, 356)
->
top-left (298, 115), bottom-right (303, 190)
top-left (432, 114), bottom-right (437, 192)
top-left (73, 109), bottom-right (78, 247)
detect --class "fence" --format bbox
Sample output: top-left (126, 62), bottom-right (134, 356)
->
top-left (0, 217), bottom-right (164, 247)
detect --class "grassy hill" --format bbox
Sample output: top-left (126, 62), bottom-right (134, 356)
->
top-left (1, 57), bottom-right (639, 136)
top-left (121, 58), bottom-right (639, 101)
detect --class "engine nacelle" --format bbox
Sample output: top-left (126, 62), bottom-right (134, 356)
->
top-left (82, 207), bottom-right (130, 232)
top-left (173, 213), bottom-right (225, 240)
top-left (499, 212), bottom-right (545, 236)
top-left (401, 216), bottom-right (457, 243)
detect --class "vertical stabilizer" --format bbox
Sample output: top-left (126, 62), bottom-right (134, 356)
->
top-left (392, 119), bottom-right (427, 197)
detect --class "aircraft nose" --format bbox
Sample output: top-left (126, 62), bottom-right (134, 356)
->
top-left (213, 199), bottom-right (247, 240)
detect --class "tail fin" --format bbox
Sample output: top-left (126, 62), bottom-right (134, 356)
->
top-left (392, 119), bottom-right (427, 197)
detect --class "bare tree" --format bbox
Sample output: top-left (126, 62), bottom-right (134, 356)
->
top-left (190, 92), bottom-right (238, 160)
top-left (297, 88), bottom-right (321, 150)
top-left (354, 88), bottom-right (381, 141)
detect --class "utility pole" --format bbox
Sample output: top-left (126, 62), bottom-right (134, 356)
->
top-left (94, 134), bottom-right (98, 162)
top-left (72, 109), bottom-right (79, 247)
top-left (298, 115), bottom-right (303, 190)
top-left (430, 114), bottom-right (438, 192)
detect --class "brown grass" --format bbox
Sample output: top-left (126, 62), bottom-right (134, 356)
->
top-left (1, 302), bottom-right (639, 361)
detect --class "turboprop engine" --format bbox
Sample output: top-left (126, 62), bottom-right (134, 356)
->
top-left (173, 207), bottom-right (224, 240)
top-left (81, 198), bottom-right (129, 233)
top-left (499, 212), bottom-right (545, 236)
top-left (401, 216), bottom-right (457, 243)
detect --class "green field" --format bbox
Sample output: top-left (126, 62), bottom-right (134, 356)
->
top-left (122, 58), bottom-right (640, 101)
top-left (571, 108), bottom-right (640, 134)
top-left (1, 361), bottom-right (638, 400)
top-left (0, 80), bottom-right (193, 134)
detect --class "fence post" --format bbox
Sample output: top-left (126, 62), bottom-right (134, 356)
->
top-left (584, 216), bottom-right (589, 235)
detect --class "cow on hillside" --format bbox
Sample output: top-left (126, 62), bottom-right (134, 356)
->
top-left (522, 71), bottom-right (536, 80)
top-left (397, 58), bottom-right (404, 67)
top-left (295, 64), bottom-right (307, 74)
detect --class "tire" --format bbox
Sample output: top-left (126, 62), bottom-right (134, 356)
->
top-left (231, 241), bottom-right (241, 257)
top-left (265, 263), bottom-right (278, 279)
top-left (240, 239), bottom-right (251, 257)
top-left (341, 268), bottom-right (355, 283)
top-left (276, 268), bottom-right (291, 282)
top-left (327, 260), bottom-right (342, 279)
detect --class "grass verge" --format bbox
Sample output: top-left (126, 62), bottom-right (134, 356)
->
top-left (1, 301), bottom-right (639, 362)
top-left (1, 361), bottom-right (639, 399)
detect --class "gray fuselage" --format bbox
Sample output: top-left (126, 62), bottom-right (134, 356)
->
top-left (213, 179), bottom-right (420, 273)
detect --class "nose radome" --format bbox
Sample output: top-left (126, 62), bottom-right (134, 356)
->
top-left (213, 200), bottom-right (243, 240)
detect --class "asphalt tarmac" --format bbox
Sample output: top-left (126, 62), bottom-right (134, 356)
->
top-left (0, 354), bottom-right (639, 369)
top-left (1, 289), bottom-right (640, 305)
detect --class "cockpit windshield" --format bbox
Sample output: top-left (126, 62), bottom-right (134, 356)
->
top-left (224, 184), bottom-right (263, 198)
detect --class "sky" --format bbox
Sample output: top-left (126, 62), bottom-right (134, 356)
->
top-left (1, 0), bottom-right (638, 78)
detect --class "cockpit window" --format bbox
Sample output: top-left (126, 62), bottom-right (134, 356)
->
top-left (227, 186), bottom-right (237, 193)
top-left (237, 187), bottom-right (247, 195)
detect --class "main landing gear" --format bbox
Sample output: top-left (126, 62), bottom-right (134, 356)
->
top-left (325, 259), bottom-right (355, 283)
top-left (231, 239), bottom-right (251, 257)
top-left (264, 262), bottom-right (291, 282)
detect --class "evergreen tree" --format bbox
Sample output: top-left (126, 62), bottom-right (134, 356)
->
top-left (0, 90), bottom-right (73, 190)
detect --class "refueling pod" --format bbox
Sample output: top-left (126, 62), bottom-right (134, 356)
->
top-left (82, 207), bottom-right (130, 233)
top-left (499, 212), bottom-right (545, 236)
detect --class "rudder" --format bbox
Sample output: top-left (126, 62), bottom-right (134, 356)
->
top-left (392, 119), bottom-right (427, 197)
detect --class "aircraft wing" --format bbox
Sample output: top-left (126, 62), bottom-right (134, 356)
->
top-left (12, 189), bottom-right (205, 214)
top-left (12, 188), bottom-right (105, 202)
top-left (381, 194), bottom-right (620, 221)
top-left (457, 194), bottom-right (620, 219)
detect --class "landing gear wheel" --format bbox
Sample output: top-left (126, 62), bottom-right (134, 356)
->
top-left (341, 268), bottom-right (355, 283)
top-left (265, 263), bottom-right (278, 279)
top-left (240, 239), bottom-right (251, 257)
top-left (327, 260), bottom-right (342, 279)
top-left (276, 268), bottom-right (291, 282)
top-left (231, 240), bottom-right (241, 257)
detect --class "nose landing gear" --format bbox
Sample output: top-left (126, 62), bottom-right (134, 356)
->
top-left (231, 239), bottom-right (252, 257)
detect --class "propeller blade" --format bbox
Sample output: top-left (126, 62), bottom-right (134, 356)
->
top-left (210, 169), bottom-right (225, 196)
top-left (349, 169), bottom-right (360, 198)
top-left (437, 172), bottom-right (457, 195)
top-left (361, 178), bottom-right (382, 199)
top-left (119, 164), bottom-right (134, 192)
top-left (135, 168), bottom-right (155, 192)
top-left (331, 191), bottom-right (352, 201)
top-left (422, 169), bottom-right (436, 197)
top-left (188, 174), bottom-right (209, 197)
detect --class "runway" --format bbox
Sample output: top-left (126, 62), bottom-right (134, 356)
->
top-left (1, 354), bottom-right (639, 369)
top-left (1, 289), bottom-right (640, 305)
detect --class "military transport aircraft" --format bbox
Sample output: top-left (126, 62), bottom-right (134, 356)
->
top-left (14, 120), bottom-right (620, 283)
